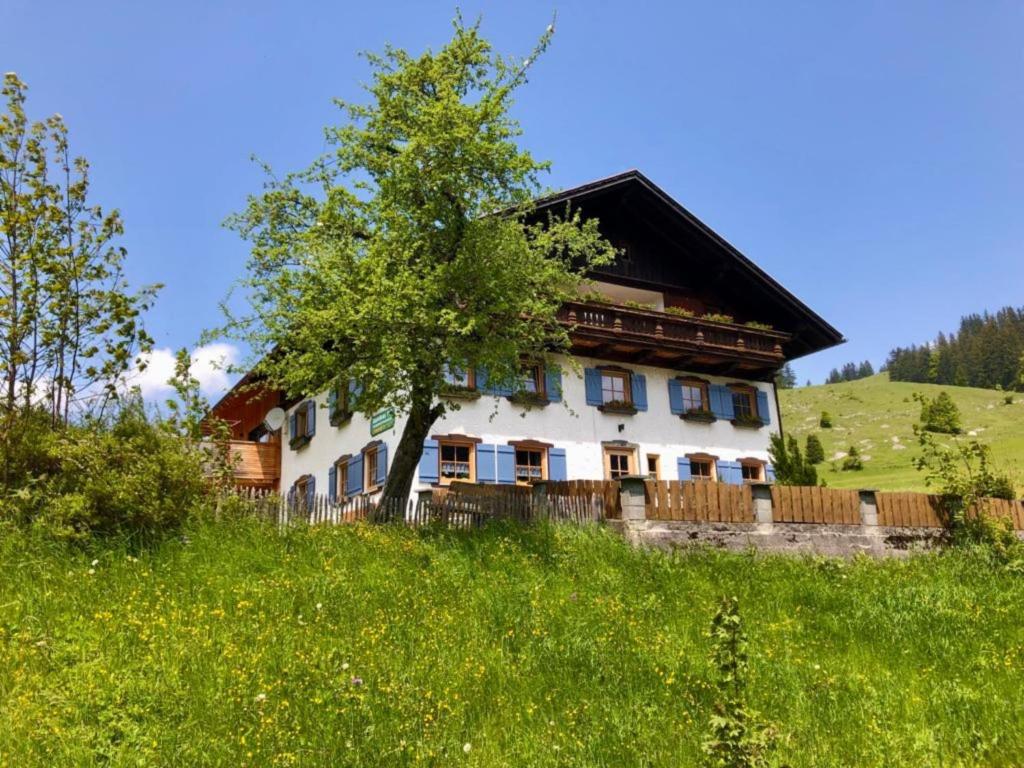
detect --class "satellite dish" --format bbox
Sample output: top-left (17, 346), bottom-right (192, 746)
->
top-left (262, 407), bottom-right (286, 432)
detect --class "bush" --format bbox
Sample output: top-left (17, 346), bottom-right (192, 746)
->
top-left (841, 445), bottom-right (863, 472)
top-left (819, 411), bottom-right (833, 429)
top-left (1004, 394), bottom-right (1014, 406)
top-left (805, 434), bottom-right (825, 465)
top-left (768, 434), bottom-right (818, 485)
top-left (1, 399), bottom-right (209, 540)
top-left (916, 391), bottom-right (961, 434)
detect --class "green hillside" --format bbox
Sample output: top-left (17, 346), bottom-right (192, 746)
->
top-left (780, 373), bottom-right (1024, 492)
top-left (3, 518), bottom-right (1024, 766)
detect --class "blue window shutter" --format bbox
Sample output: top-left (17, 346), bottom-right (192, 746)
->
top-left (419, 440), bottom-right (439, 484)
top-left (477, 444), bottom-right (497, 483)
top-left (289, 411), bottom-right (298, 441)
top-left (306, 400), bottom-right (316, 437)
top-left (548, 448), bottom-right (567, 481)
top-left (631, 374), bottom-right (648, 411)
top-left (765, 464), bottom-right (777, 483)
top-left (717, 460), bottom-right (741, 485)
top-left (756, 390), bottom-right (771, 425)
top-left (475, 367), bottom-right (490, 394)
top-left (376, 443), bottom-right (388, 486)
top-left (545, 367), bottom-right (562, 402)
top-left (677, 458), bottom-right (693, 481)
top-left (348, 455), bottom-right (364, 495)
top-left (495, 377), bottom-right (514, 398)
top-left (584, 368), bottom-right (602, 406)
top-left (710, 385), bottom-right (734, 420)
top-left (306, 475), bottom-right (316, 508)
top-left (496, 445), bottom-right (516, 484)
top-left (668, 379), bottom-right (684, 415)
top-left (328, 465), bottom-right (337, 503)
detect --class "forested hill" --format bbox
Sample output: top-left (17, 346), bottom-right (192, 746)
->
top-left (885, 306), bottom-right (1024, 390)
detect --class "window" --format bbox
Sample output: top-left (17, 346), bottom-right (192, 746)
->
top-left (604, 447), bottom-right (634, 480)
top-left (365, 446), bottom-right (380, 490)
top-left (680, 379), bottom-right (709, 412)
top-left (601, 370), bottom-right (629, 404)
top-left (740, 461), bottom-right (764, 482)
top-left (443, 365), bottom-right (474, 389)
top-left (646, 454), bottom-right (660, 480)
top-left (335, 461), bottom-right (349, 498)
top-left (731, 386), bottom-right (757, 420)
top-left (515, 448), bottom-right (545, 483)
top-left (690, 459), bottom-right (714, 480)
top-left (295, 405), bottom-right (309, 437)
top-left (294, 475), bottom-right (312, 505)
top-left (439, 441), bottom-right (474, 484)
top-left (519, 364), bottom-right (544, 395)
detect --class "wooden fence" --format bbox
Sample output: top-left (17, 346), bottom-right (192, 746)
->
top-left (772, 485), bottom-right (861, 525)
top-left (643, 480), bottom-right (754, 523)
top-left (876, 492), bottom-right (1024, 529)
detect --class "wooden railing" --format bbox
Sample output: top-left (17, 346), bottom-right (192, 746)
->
top-left (558, 300), bottom-right (790, 360)
top-left (772, 485), bottom-right (861, 525)
top-left (223, 440), bottom-right (280, 487)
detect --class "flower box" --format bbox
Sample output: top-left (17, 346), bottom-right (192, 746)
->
top-left (681, 409), bottom-right (717, 424)
top-left (598, 400), bottom-right (638, 415)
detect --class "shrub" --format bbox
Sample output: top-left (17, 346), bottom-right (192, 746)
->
top-left (916, 391), bottom-right (961, 434)
top-left (1004, 394), bottom-right (1014, 406)
top-left (3, 399), bottom-right (209, 540)
top-left (805, 434), bottom-right (825, 465)
top-left (663, 306), bottom-right (695, 318)
top-left (743, 321), bottom-right (773, 331)
top-left (768, 433), bottom-right (818, 485)
top-left (840, 445), bottom-right (863, 472)
top-left (819, 411), bottom-right (833, 429)
top-left (702, 313), bottom-right (735, 324)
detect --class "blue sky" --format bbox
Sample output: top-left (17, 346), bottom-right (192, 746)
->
top-left (4, 1), bottom-right (1022, 395)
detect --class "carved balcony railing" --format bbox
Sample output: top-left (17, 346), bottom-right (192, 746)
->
top-left (558, 300), bottom-right (790, 364)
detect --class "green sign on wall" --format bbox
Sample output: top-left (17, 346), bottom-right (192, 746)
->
top-left (370, 408), bottom-right (395, 436)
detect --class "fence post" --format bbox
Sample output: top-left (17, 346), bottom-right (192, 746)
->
top-left (618, 476), bottom-right (647, 521)
top-left (859, 490), bottom-right (878, 526)
top-left (750, 482), bottom-right (774, 524)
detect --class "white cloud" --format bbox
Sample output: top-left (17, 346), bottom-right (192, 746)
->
top-left (129, 343), bottom-right (240, 400)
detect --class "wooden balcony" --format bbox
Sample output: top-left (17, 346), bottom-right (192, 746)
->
top-left (215, 440), bottom-right (281, 490)
top-left (558, 300), bottom-right (790, 376)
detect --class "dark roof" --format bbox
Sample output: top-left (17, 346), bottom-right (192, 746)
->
top-left (532, 169), bottom-right (844, 359)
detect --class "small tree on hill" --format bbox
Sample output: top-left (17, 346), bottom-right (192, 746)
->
top-left (768, 433), bottom-right (817, 486)
top-left (916, 391), bottom-right (961, 435)
top-left (819, 410), bottom-right (833, 429)
top-left (214, 18), bottom-right (615, 509)
top-left (840, 445), bottom-right (862, 472)
top-left (805, 434), bottom-right (825, 465)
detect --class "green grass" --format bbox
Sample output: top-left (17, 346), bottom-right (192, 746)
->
top-left (3, 518), bottom-right (1024, 766)
top-left (780, 373), bottom-right (1024, 492)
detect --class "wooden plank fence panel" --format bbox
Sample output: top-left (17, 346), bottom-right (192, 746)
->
top-left (771, 485), bottom-right (860, 525)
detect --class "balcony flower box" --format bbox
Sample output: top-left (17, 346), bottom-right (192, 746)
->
top-left (731, 416), bottom-right (765, 430)
top-left (507, 390), bottom-right (549, 409)
top-left (598, 399), bottom-right (638, 415)
top-left (440, 385), bottom-right (481, 401)
top-left (681, 409), bottom-right (717, 424)
top-left (289, 434), bottom-right (311, 450)
top-left (329, 409), bottom-right (353, 427)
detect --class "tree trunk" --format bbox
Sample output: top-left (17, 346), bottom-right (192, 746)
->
top-left (378, 386), bottom-right (444, 520)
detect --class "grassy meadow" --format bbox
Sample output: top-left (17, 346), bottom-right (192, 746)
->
top-left (780, 373), bottom-right (1024, 492)
top-left (3, 517), bottom-right (1024, 766)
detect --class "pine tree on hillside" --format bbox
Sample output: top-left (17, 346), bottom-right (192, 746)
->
top-left (805, 434), bottom-right (825, 465)
top-left (775, 363), bottom-right (797, 390)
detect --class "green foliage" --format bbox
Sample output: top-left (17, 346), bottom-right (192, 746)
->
top-left (840, 445), bottom-right (863, 472)
top-left (4, 519), bottom-right (1024, 765)
top-left (804, 433), bottom-right (825, 464)
top-left (915, 391), bottom-right (962, 434)
top-left (214, 17), bottom-right (615, 505)
top-left (664, 305), bottom-right (695, 318)
top-left (0, 72), bottom-right (158, 442)
top-left (702, 313), bottom-right (735, 324)
top-left (768, 433), bottom-right (818, 485)
top-left (702, 597), bottom-right (777, 768)
top-left (1004, 393), bottom-right (1014, 406)
top-left (774, 363), bottom-right (796, 390)
top-left (819, 410), bottom-right (833, 428)
top-left (743, 321), bottom-right (773, 331)
top-left (826, 360), bottom-right (874, 384)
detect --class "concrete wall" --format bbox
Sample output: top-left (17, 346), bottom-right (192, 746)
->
top-left (279, 353), bottom-right (779, 496)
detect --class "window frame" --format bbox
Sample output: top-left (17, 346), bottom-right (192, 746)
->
top-left (729, 385), bottom-right (758, 421)
top-left (518, 363), bottom-right (545, 397)
top-left (739, 459), bottom-right (766, 483)
top-left (603, 445), bottom-right (637, 480)
top-left (294, 474), bottom-right (313, 506)
top-left (678, 377), bottom-right (710, 413)
top-left (437, 438), bottom-right (476, 485)
top-left (443, 366), bottom-right (476, 390)
top-left (646, 453), bottom-right (661, 480)
top-left (599, 368), bottom-right (631, 405)
top-left (686, 452), bottom-right (719, 481)
top-left (333, 458), bottom-right (350, 500)
top-left (364, 445), bottom-right (381, 492)
top-left (295, 404), bottom-right (309, 437)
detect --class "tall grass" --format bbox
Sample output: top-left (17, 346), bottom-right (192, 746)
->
top-left (1, 518), bottom-right (1023, 766)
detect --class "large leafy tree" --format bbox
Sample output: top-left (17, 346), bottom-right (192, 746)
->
top-left (218, 17), bottom-right (615, 508)
top-left (0, 73), bottom-right (157, 479)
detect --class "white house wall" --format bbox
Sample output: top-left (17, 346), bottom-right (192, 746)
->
top-left (279, 354), bottom-right (780, 495)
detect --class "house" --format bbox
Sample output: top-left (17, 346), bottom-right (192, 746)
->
top-left (206, 170), bottom-right (842, 502)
